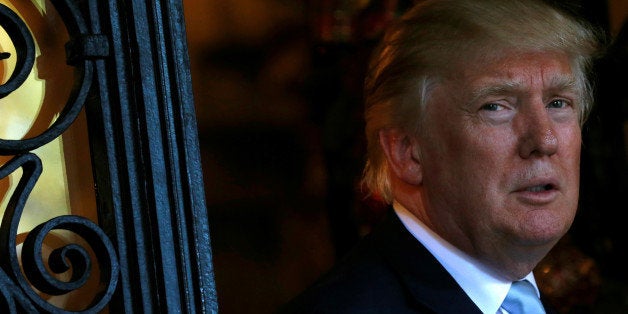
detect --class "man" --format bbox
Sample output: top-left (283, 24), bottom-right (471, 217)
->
top-left (279, 0), bottom-right (601, 313)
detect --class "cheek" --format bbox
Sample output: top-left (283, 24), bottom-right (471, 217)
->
top-left (458, 128), bottom-right (514, 170)
top-left (425, 128), bottom-right (509, 202)
top-left (559, 127), bottom-right (582, 168)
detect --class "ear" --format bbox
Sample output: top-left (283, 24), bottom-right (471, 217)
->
top-left (379, 128), bottom-right (423, 185)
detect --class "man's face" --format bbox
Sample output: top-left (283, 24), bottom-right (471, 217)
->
top-left (418, 51), bottom-right (581, 273)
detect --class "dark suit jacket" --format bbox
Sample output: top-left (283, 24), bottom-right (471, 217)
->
top-left (278, 209), bottom-right (558, 314)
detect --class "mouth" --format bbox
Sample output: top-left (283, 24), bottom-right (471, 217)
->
top-left (515, 180), bottom-right (559, 205)
top-left (524, 183), bottom-right (556, 193)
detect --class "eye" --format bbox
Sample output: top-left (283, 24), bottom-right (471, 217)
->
top-left (547, 99), bottom-right (570, 109)
top-left (476, 101), bottom-right (513, 124)
top-left (480, 103), bottom-right (504, 111)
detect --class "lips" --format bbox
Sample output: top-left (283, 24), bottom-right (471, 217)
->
top-left (524, 183), bottom-right (555, 192)
top-left (514, 179), bottom-right (560, 205)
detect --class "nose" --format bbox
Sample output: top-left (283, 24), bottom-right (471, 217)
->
top-left (518, 108), bottom-right (558, 159)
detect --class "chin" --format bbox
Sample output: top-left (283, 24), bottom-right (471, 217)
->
top-left (517, 210), bottom-right (574, 247)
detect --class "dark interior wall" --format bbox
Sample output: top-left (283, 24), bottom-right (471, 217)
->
top-left (575, 1), bottom-right (628, 311)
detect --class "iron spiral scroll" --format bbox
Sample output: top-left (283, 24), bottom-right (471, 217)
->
top-left (0, 1), bottom-right (119, 313)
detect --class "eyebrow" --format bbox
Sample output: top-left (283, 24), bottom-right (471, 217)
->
top-left (546, 74), bottom-right (580, 96)
top-left (467, 73), bottom-right (579, 105)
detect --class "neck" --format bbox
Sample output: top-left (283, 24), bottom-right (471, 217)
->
top-left (476, 240), bottom-right (556, 282)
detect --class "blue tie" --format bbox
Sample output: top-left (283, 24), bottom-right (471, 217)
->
top-left (501, 280), bottom-right (546, 314)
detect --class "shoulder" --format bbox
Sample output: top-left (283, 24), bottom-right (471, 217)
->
top-left (277, 244), bottom-right (411, 313)
top-left (277, 220), bottom-right (433, 314)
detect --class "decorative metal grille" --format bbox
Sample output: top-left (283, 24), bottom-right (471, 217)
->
top-left (0, 0), bottom-right (217, 313)
top-left (0, 1), bottom-right (118, 313)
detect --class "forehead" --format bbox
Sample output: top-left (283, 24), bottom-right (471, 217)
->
top-left (456, 51), bottom-right (577, 95)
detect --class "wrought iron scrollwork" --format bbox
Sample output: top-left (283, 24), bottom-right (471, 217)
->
top-left (0, 1), bottom-right (119, 313)
top-left (0, 0), bottom-right (93, 155)
top-left (0, 3), bottom-right (34, 99)
top-left (0, 154), bottom-right (119, 313)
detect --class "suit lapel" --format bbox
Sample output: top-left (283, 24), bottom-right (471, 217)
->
top-left (371, 210), bottom-right (484, 313)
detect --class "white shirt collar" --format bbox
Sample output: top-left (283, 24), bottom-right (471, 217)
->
top-left (393, 201), bottom-right (542, 314)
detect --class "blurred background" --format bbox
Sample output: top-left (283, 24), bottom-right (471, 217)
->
top-left (182, 0), bottom-right (628, 313)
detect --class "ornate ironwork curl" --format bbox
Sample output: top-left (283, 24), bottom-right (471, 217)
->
top-left (23, 237), bottom-right (91, 296)
top-left (21, 215), bottom-right (120, 312)
top-left (0, 3), bottom-right (35, 99)
top-left (0, 154), bottom-right (119, 313)
top-left (0, 1), bottom-right (93, 155)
